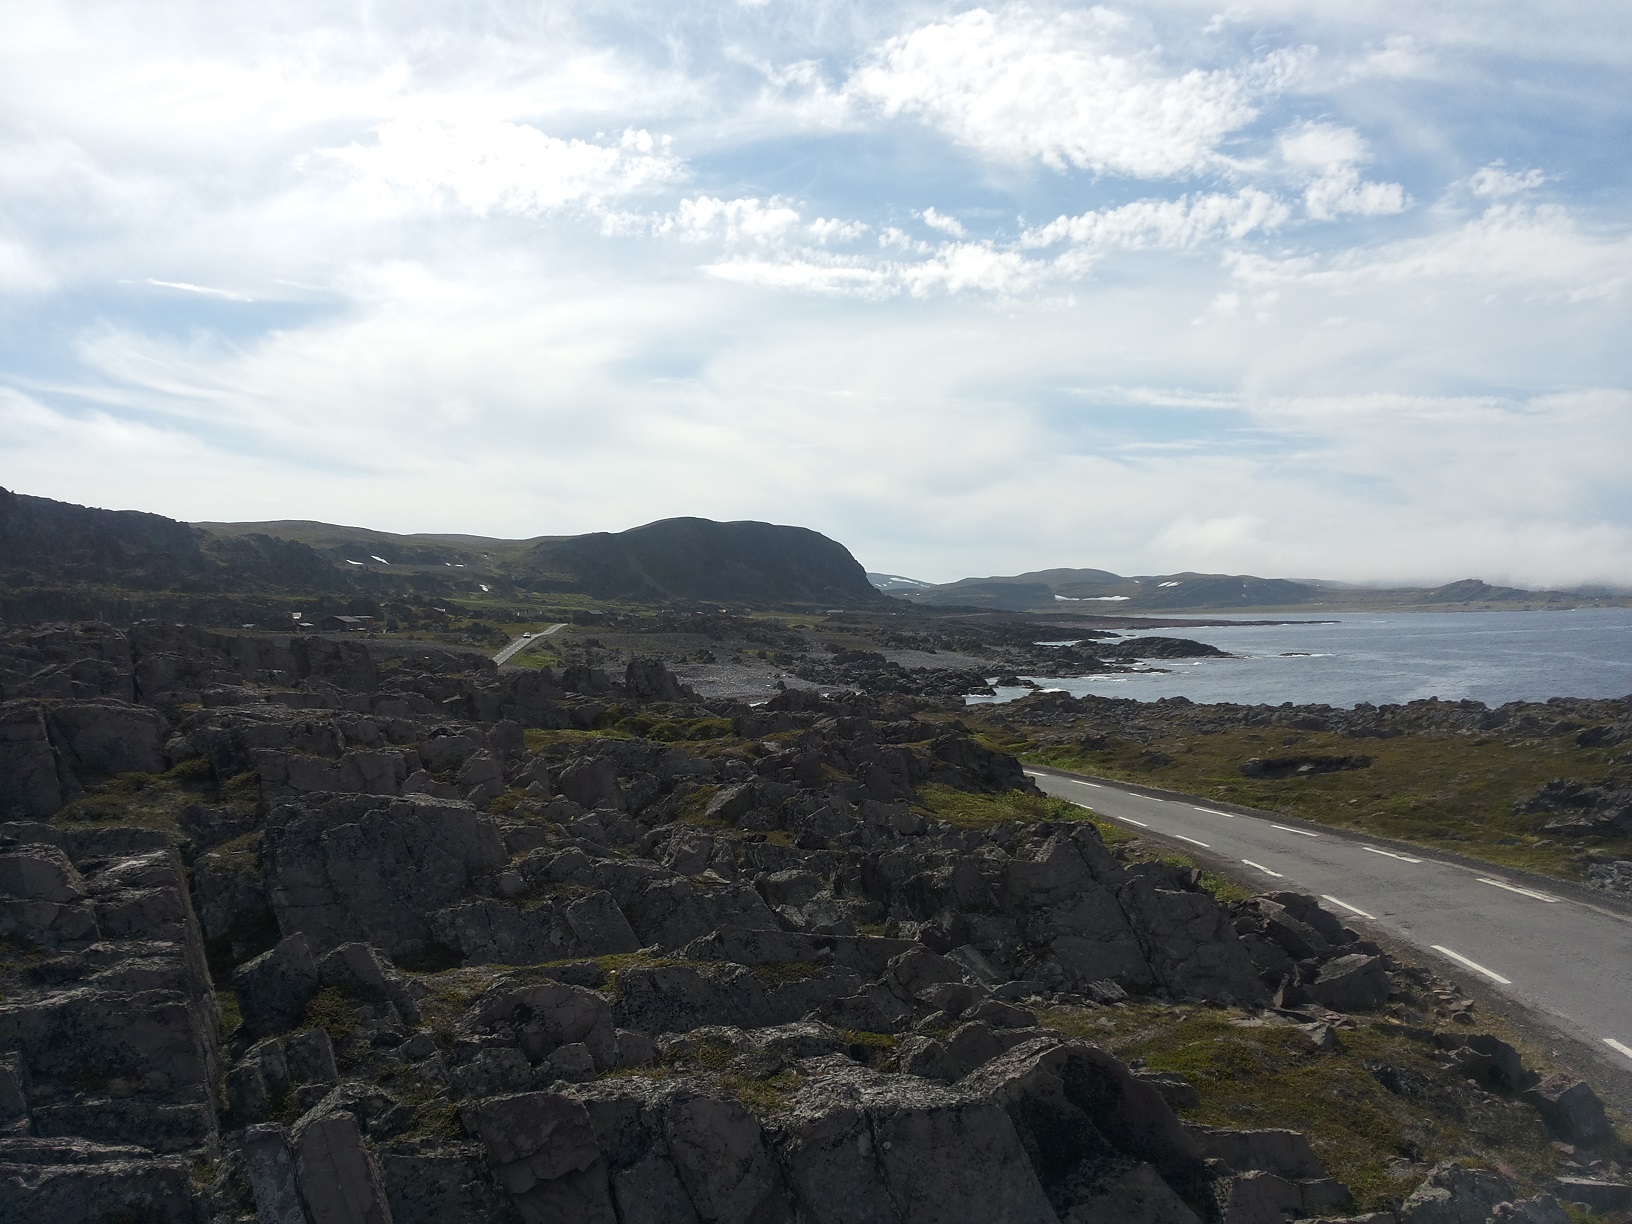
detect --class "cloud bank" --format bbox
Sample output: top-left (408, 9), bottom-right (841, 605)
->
top-left (0, 1), bottom-right (1629, 587)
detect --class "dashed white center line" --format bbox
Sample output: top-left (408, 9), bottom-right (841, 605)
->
top-left (1604, 1038), bottom-right (1632, 1062)
top-left (1193, 807), bottom-right (1236, 818)
top-left (1431, 945), bottom-right (1512, 985)
top-left (1477, 878), bottom-right (1560, 903)
top-left (1241, 859), bottom-right (1284, 878)
top-left (1362, 846), bottom-right (1422, 864)
top-left (1271, 824), bottom-right (1319, 837)
top-left (1322, 895), bottom-right (1377, 920)
top-left (1174, 834), bottom-right (1210, 848)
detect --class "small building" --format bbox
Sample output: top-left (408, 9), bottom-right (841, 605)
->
top-left (320, 615), bottom-right (376, 632)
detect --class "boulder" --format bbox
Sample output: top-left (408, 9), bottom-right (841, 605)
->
top-left (1119, 878), bottom-right (1267, 1004)
top-left (234, 935), bottom-right (321, 1039)
top-left (467, 1092), bottom-right (612, 1222)
top-left (626, 658), bottom-right (688, 703)
top-left (244, 1123), bottom-right (309, 1224)
top-left (1552, 1179), bottom-right (1632, 1213)
top-left (1400, 1161), bottom-right (1515, 1224)
top-left (294, 1110), bottom-right (394, 1224)
top-left (1305, 954), bottom-right (1390, 1012)
top-left (1521, 1074), bottom-right (1611, 1145)
top-left (463, 982), bottom-right (618, 1071)
top-left (558, 758), bottom-right (624, 812)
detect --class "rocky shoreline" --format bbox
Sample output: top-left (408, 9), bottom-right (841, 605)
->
top-left (0, 622), bottom-right (1625, 1222)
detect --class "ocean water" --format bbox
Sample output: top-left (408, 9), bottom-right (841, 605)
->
top-left (968, 607), bottom-right (1632, 709)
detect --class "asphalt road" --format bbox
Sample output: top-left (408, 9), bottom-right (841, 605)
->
top-left (1028, 766), bottom-right (1632, 1088)
top-left (493, 622), bottom-right (567, 666)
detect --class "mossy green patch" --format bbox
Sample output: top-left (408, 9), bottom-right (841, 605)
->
top-left (1013, 719), bottom-right (1630, 880)
top-left (1041, 1003), bottom-right (1563, 1211)
top-left (216, 990), bottom-right (243, 1040)
top-left (915, 782), bottom-right (1094, 830)
top-left (748, 960), bottom-right (826, 987)
top-left (302, 984), bottom-right (362, 1043)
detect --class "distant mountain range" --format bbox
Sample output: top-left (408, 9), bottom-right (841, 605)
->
top-left (0, 487), bottom-right (881, 619)
top-left (866, 567), bottom-right (1627, 613)
top-left (3, 486), bottom-right (1622, 626)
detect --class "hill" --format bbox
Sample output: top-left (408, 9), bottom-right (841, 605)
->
top-left (0, 488), bottom-right (881, 619)
top-left (874, 565), bottom-right (1622, 613)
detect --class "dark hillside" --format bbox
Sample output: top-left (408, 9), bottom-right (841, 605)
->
top-left (0, 486), bottom-right (208, 588)
top-left (523, 516), bottom-right (883, 606)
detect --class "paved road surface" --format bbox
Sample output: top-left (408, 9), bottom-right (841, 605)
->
top-left (493, 622), bottom-right (567, 666)
top-left (1029, 766), bottom-right (1632, 1087)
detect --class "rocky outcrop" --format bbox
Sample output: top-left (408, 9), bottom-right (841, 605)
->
top-left (0, 621), bottom-right (1620, 1222)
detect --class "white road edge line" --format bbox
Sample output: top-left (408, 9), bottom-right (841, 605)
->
top-left (1194, 808), bottom-right (1236, 818)
top-left (1118, 816), bottom-right (1150, 828)
top-left (1604, 1038), bottom-right (1632, 1062)
top-left (1321, 895), bottom-right (1377, 919)
top-left (1362, 846), bottom-right (1422, 864)
top-left (1477, 878), bottom-right (1560, 903)
top-left (1241, 860), bottom-right (1283, 878)
top-left (1271, 824), bottom-right (1319, 837)
top-left (1174, 834), bottom-right (1210, 848)
top-left (1431, 945), bottom-right (1512, 985)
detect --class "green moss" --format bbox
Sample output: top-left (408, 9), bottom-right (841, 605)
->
top-left (1016, 719), bottom-right (1631, 881)
top-left (748, 960), bottom-right (826, 987)
top-left (302, 984), bottom-right (361, 1043)
top-left (202, 831), bottom-right (263, 874)
top-left (725, 1067), bottom-right (804, 1117)
top-left (216, 991), bottom-right (243, 1039)
top-left (914, 782), bottom-right (1100, 831)
top-left (1040, 1003), bottom-right (1563, 1212)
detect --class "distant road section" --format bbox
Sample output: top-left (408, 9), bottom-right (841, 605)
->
top-left (1027, 765), bottom-right (1632, 1089)
top-left (493, 622), bottom-right (567, 665)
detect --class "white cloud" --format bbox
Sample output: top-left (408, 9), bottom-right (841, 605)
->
top-left (1021, 188), bottom-right (1290, 251)
top-left (847, 5), bottom-right (1302, 177)
top-left (1232, 199), bottom-right (1632, 299)
top-left (1468, 160), bottom-right (1548, 198)
top-left (662, 195), bottom-right (803, 245)
top-left (0, 0), bottom-right (1630, 593)
top-left (1278, 122), bottom-right (1407, 221)
top-left (317, 121), bottom-right (683, 217)
top-left (919, 207), bottom-right (965, 237)
top-left (807, 217), bottom-right (869, 244)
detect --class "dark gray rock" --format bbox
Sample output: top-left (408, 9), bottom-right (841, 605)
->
top-left (558, 758), bottom-right (624, 812)
top-left (462, 981), bottom-right (618, 1071)
top-left (1400, 1161), bottom-right (1515, 1224)
top-left (1305, 954), bottom-right (1390, 1012)
top-left (613, 964), bottom-right (773, 1034)
top-left (1521, 1074), bottom-right (1611, 1145)
top-left (263, 794), bottom-right (506, 958)
top-left (45, 701), bottom-right (166, 779)
top-left (1119, 878), bottom-right (1268, 1005)
top-left (1553, 1178), bottom-right (1631, 1212)
top-left (0, 702), bottom-right (66, 819)
top-left (294, 1109), bottom-right (394, 1224)
top-left (234, 934), bottom-right (321, 1039)
top-left (0, 1137), bottom-right (197, 1223)
top-left (244, 1123), bottom-right (309, 1224)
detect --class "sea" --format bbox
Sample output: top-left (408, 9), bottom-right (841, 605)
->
top-left (967, 606), bottom-right (1632, 709)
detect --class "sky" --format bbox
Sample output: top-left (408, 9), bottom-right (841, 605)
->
top-left (2, 1), bottom-right (1630, 588)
